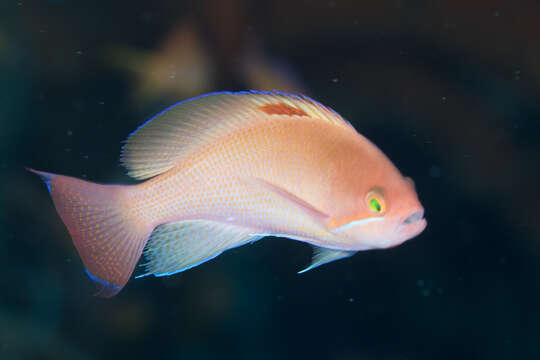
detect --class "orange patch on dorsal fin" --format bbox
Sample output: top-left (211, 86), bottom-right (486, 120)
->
top-left (258, 102), bottom-right (308, 117)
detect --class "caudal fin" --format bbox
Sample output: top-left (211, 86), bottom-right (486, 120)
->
top-left (28, 168), bottom-right (153, 297)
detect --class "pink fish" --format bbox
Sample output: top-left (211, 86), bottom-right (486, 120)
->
top-left (30, 91), bottom-right (426, 297)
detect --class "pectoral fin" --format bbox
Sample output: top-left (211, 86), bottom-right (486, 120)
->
top-left (241, 177), bottom-right (330, 225)
top-left (298, 246), bottom-right (357, 274)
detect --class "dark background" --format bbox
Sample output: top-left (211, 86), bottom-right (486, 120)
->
top-left (1, 1), bottom-right (540, 359)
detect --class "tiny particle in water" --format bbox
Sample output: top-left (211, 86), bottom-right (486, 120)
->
top-left (429, 165), bottom-right (441, 178)
top-left (98, 101), bottom-right (105, 105)
top-left (67, 130), bottom-right (73, 136)
top-left (493, 11), bottom-right (500, 17)
top-left (416, 280), bottom-right (425, 287)
top-left (348, 297), bottom-right (354, 303)
top-left (421, 289), bottom-right (431, 297)
top-left (331, 77), bottom-right (339, 83)
top-left (75, 50), bottom-right (83, 56)
top-left (64, 148), bottom-right (71, 152)
top-left (140, 11), bottom-right (153, 22)
top-left (441, 96), bottom-right (447, 104)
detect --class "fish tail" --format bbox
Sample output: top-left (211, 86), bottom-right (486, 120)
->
top-left (28, 168), bottom-right (153, 297)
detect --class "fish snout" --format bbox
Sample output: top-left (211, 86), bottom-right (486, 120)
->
top-left (402, 210), bottom-right (424, 225)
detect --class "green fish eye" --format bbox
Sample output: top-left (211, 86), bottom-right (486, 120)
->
top-left (366, 189), bottom-right (386, 215)
top-left (369, 198), bottom-right (381, 213)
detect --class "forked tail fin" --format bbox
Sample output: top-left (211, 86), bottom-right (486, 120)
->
top-left (28, 168), bottom-right (153, 297)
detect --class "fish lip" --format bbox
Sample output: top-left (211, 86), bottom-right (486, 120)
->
top-left (404, 217), bottom-right (427, 236)
top-left (402, 210), bottom-right (425, 225)
top-left (383, 217), bottom-right (426, 249)
top-left (394, 215), bottom-right (427, 238)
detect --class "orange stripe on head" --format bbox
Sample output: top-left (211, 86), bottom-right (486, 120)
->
top-left (258, 102), bottom-right (308, 117)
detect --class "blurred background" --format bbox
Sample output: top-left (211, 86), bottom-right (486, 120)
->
top-left (1, 0), bottom-right (540, 359)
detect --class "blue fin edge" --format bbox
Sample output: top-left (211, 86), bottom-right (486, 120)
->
top-left (297, 249), bottom-right (357, 274)
top-left (27, 168), bottom-right (56, 195)
top-left (85, 268), bottom-right (121, 298)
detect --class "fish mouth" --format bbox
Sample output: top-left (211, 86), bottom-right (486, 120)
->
top-left (402, 210), bottom-right (425, 225)
top-left (398, 209), bottom-right (427, 238)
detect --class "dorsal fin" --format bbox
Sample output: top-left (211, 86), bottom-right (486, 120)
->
top-left (121, 90), bottom-right (355, 180)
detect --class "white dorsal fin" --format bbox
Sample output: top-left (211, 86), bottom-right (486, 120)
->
top-left (138, 220), bottom-right (262, 277)
top-left (121, 90), bottom-right (354, 180)
top-left (298, 246), bottom-right (357, 274)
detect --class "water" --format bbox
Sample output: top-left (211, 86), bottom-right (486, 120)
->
top-left (2, 1), bottom-right (540, 359)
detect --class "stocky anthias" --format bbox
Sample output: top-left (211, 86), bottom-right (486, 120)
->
top-left (30, 91), bottom-right (427, 297)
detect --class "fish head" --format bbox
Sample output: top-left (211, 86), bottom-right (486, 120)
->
top-left (329, 171), bottom-right (427, 250)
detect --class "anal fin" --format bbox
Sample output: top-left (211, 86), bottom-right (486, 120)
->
top-left (298, 246), bottom-right (357, 274)
top-left (139, 220), bottom-right (262, 277)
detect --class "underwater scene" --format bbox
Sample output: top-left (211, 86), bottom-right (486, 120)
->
top-left (2, 1), bottom-right (540, 359)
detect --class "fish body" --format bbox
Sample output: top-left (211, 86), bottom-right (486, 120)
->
top-left (30, 91), bottom-right (426, 297)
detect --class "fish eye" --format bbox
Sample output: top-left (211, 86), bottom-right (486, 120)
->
top-left (366, 189), bottom-right (386, 215)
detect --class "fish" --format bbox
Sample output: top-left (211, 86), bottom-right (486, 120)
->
top-left (29, 90), bottom-right (427, 297)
